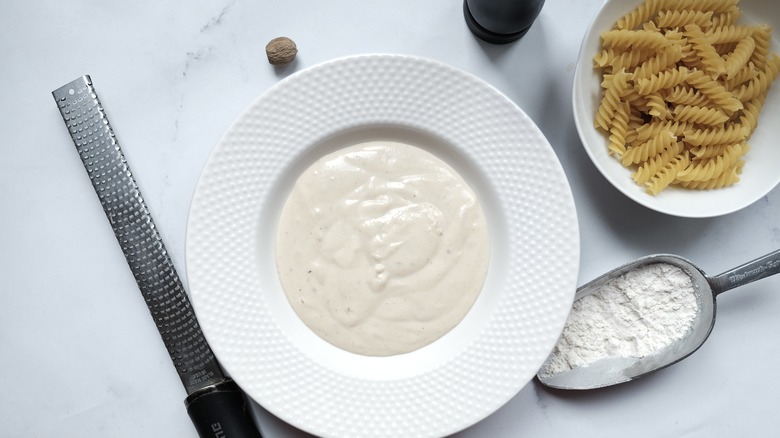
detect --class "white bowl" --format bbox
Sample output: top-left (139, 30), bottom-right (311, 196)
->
top-left (573, 0), bottom-right (780, 217)
top-left (186, 54), bottom-right (579, 438)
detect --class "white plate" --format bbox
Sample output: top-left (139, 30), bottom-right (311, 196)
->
top-left (185, 54), bottom-right (579, 438)
top-left (573, 0), bottom-right (780, 217)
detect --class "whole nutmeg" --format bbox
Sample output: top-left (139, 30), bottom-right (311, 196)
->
top-left (265, 37), bottom-right (298, 66)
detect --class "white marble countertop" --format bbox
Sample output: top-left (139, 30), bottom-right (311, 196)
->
top-left (3, 0), bottom-right (780, 436)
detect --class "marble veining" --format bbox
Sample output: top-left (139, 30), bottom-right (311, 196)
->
top-left (200, 0), bottom-right (238, 33)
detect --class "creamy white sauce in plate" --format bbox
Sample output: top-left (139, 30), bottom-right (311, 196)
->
top-left (275, 141), bottom-right (490, 356)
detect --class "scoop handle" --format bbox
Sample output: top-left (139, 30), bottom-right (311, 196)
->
top-left (708, 249), bottom-right (780, 296)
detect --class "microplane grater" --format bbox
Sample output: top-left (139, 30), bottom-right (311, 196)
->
top-left (53, 75), bottom-right (262, 438)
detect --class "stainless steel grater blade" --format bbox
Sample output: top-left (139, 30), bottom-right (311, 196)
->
top-left (53, 75), bottom-right (261, 438)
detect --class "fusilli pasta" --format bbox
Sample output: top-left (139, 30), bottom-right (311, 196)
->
top-left (593, 0), bottom-right (779, 194)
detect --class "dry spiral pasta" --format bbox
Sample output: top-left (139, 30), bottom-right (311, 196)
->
top-left (724, 36), bottom-right (756, 78)
top-left (677, 161), bottom-right (744, 189)
top-left (593, 0), bottom-right (780, 194)
top-left (635, 66), bottom-right (690, 94)
top-left (706, 24), bottom-right (754, 44)
top-left (608, 102), bottom-right (632, 156)
top-left (685, 24), bottom-right (727, 77)
top-left (723, 63), bottom-right (759, 89)
top-left (655, 10), bottom-right (713, 30)
top-left (633, 140), bottom-right (685, 184)
top-left (601, 29), bottom-right (671, 50)
top-left (711, 8), bottom-right (741, 28)
top-left (622, 131), bottom-right (675, 165)
top-left (595, 69), bottom-right (630, 131)
top-left (665, 86), bottom-right (711, 106)
top-left (646, 152), bottom-right (691, 195)
top-left (672, 105), bottom-right (730, 125)
top-left (740, 93), bottom-right (768, 136)
top-left (633, 120), bottom-right (693, 142)
top-left (684, 70), bottom-right (743, 114)
top-left (632, 44), bottom-right (684, 80)
top-left (675, 142), bottom-right (747, 181)
top-left (673, 0), bottom-right (739, 14)
top-left (733, 57), bottom-right (780, 102)
top-left (684, 124), bottom-right (748, 147)
top-left (644, 93), bottom-right (670, 118)
top-left (595, 48), bottom-right (651, 70)
top-left (751, 26), bottom-right (772, 69)
top-left (614, 0), bottom-right (670, 31)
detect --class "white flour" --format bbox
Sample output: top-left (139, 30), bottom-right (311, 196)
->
top-left (540, 262), bottom-right (698, 376)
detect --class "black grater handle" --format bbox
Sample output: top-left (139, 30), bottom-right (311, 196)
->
top-left (186, 380), bottom-right (263, 438)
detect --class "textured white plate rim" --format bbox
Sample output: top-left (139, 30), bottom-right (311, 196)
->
top-left (573, 0), bottom-right (780, 218)
top-left (186, 53), bottom-right (579, 438)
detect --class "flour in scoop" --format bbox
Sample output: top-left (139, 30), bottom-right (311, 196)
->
top-left (275, 141), bottom-right (490, 356)
top-left (540, 263), bottom-right (698, 377)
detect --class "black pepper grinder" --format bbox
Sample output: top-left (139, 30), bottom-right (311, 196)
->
top-left (464, 0), bottom-right (545, 44)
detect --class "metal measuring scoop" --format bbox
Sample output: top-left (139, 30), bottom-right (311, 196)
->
top-left (537, 249), bottom-right (780, 390)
